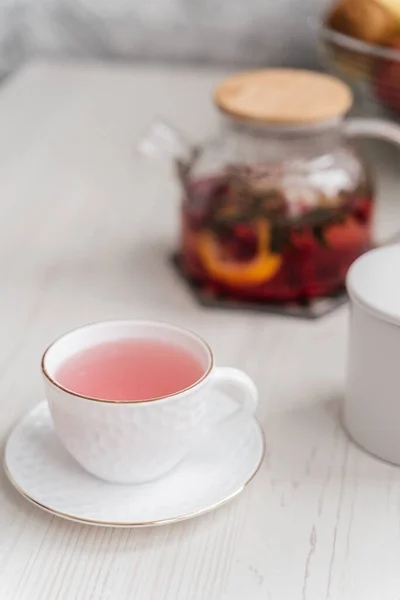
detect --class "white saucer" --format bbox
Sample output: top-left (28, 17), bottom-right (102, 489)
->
top-left (4, 392), bottom-right (265, 527)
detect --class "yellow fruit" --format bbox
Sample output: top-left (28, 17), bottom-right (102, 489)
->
top-left (197, 220), bottom-right (282, 287)
top-left (327, 0), bottom-right (398, 45)
top-left (374, 0), bottom-right (400, 23)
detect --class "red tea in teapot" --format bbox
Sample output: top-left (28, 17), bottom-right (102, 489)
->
top-left (180, 167), bottom-right (373, 302)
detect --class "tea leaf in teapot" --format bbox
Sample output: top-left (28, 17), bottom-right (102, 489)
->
top-left (313, 225), bottom-right (328, 247)
top-left (270, 225), bottom-right (291, 253)
top-left (176, 146), bottom-right (202, 188)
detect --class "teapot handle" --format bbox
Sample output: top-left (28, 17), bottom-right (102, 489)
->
top-left (343, 118), bottom-right (400, 145)
top-left (344, 118), bottom-right (400, 246)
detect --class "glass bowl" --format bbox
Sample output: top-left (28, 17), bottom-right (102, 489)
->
top-left (319, 21), bottom-right (400, 119)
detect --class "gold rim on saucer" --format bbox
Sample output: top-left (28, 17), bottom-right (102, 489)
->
top-left (4, 422), bottom-right (266, 528)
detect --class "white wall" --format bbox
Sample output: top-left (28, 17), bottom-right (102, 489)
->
top-left (0, 0), bottom-right (330, 73)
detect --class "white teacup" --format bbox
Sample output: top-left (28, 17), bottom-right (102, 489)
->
top-left (42, 320), bottom-right (258, 483)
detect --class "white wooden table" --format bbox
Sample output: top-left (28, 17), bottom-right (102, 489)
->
top-left (0, 61), bottom-right (400, 600)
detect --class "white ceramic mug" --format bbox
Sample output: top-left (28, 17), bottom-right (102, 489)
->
top-left (42, 320), bottom-right (258, 483)
top-left (345, 245), bottom-right (400, 464)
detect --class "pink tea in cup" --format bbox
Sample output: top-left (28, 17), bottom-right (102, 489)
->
top-left (55, 338), bottom-right (205, 401)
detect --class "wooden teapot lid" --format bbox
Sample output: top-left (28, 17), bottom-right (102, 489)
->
top-left (214, 69), bottom-right (353, 125)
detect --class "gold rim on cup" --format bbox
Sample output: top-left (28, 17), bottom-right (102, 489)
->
top-left (41, 319), bottom-right (214, 405)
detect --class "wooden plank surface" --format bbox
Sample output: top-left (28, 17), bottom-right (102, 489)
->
top-left (0, 61), bottom-right (399, 600)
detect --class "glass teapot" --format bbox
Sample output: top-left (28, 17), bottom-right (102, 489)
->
top-left (139, 69), bottom-right (400, 303)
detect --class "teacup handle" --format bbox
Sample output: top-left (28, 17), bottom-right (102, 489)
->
top-left (211, 367), bottom-right (258, 427)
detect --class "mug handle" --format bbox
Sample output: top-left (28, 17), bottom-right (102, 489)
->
top-left (210, 366), bottom-right (258, 428)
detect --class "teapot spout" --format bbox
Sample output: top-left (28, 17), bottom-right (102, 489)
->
top-left (137, 119), bottom-right (200, 183)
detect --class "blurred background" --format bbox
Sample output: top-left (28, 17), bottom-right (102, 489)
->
top-left (1, 0), bottom-right (400, 300)
top-left (0, 0), bottom-right (330, 75)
